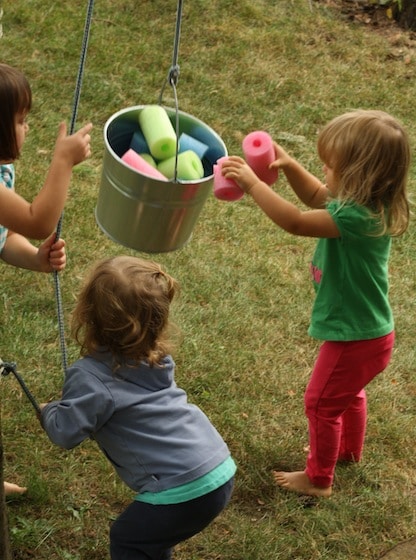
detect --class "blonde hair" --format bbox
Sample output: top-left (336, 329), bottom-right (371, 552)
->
top-left (317, 110), bottom-right (410, 235)
top-left (71, 256), bottom-right (178, 368)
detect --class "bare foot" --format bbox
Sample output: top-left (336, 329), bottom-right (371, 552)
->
top-left (272, 470), bottom-right (332, 498)
top-left (4, 481), bottom-right (27, 496)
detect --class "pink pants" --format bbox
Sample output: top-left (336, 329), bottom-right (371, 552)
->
top-left (304, 332), bottom-right (394, 488)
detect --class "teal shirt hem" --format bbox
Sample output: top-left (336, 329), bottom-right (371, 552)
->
top-left (134, 456), bottom-right (236, 505)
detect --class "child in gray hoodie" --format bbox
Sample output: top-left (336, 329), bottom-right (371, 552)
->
top-left (41, 256), bottom-right (236, 560)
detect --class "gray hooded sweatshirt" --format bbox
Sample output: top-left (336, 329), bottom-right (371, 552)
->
top-left (41, 353), bottom-right (231, 494)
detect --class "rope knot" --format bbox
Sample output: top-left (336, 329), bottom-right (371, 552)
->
top-left (0, 360), bottom-right (16, 376)
top-left (168, 65), bottom-right (180, 86)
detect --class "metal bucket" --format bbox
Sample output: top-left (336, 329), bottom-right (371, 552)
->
top-left (96, 105), bottom-right (227, 253)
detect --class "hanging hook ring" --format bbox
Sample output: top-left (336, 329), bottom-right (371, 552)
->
top-left (158, 0), bottom-right (184, 183)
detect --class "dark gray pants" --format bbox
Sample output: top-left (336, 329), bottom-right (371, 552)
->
top-left (110, 478), bottom-right (234, 560)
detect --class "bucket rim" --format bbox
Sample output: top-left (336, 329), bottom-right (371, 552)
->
top-left (103, 104), bottom-right (227, 185)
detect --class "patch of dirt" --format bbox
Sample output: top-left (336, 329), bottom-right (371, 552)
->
top-left (378, 537), bottom-right (416, 559)
top-left (316, 0), bottom-right (416, 62)
top-left (324, 0), bottom-right (400, 30)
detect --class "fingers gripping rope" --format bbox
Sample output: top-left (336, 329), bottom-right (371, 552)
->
top-left (0, 360), bottom-right (41, 415)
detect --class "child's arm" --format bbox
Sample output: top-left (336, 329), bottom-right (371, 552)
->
top-left (222, 156), bottom-right (339, 238)
top-left (0, 231), bottom-right (66, 272)
top-left (40, 367), bottom-right (114, 449)
top-left (0, 121), bottom-right (92, 239)
top-left (270, 143), bottom-right (330, 209)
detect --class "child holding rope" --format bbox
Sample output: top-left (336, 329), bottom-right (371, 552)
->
top-left (222, 109), bottom-right (410, 497)
top-left (0, 62), bottom-right (92, 495)
top-left (40, 256), bottom-right (236, 560)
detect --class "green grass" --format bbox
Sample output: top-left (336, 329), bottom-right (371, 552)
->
top-left (1, 0), bottom-right (416, 558)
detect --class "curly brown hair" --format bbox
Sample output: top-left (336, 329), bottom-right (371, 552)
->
top-left (71, 256), bottom-right (178, 368)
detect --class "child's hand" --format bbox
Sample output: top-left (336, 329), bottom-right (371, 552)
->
top-left (221, 156), bottom-right (262, 193)
top-left (53, 122), bottom-right (93, 167)
top-left (37, 234), bottom-right (66, 272)
top-left (269, 142), bottom-right (293, 171)
top-left (37, 403), bottom-right (47, 424)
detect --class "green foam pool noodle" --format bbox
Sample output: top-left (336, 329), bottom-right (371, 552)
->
top-left (157, 150), bottom-right (204, 181)
top-left (139, 153), bottom-right (157, 168)
top-left (138, 105), bottom-right (177, 160)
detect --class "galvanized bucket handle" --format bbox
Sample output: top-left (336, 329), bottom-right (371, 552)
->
top-left (158, 0), bottom-right (184, 183)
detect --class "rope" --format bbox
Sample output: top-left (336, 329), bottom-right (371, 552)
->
top-left (158, 0), bottom-right (183, 182)
top-left (4, 0), bottom-right (185, 412)
top-left (54, 0), bottom-right (95, 374)
top-left (0, 362), bottom-right (41, 415)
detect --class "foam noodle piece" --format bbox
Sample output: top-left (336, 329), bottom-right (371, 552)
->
top-left (213, 157), bottom-right (244, 201)
top-left (130, 130), bottom-right (149, 154)
top-left (178, 133), bottom-right (209, 160)
top-left (242, 130), bottom-right (278, 186)
top-left (139, 153), bottom-right (157, 168)
top-left (157, 150), bottom-right (204, 181)
top-left (138, 105), bottom-right (177, 160)
top-left (189, 125), bottom-right (225, 163)
top-left (121, 149), bottom-right (168, 181)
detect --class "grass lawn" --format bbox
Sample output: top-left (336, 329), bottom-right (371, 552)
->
top-left (1, 1), bottom-right (416, 559)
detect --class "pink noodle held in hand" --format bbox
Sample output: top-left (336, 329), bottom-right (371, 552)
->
top-left (242, 131), bottom-right (278, 185)
top-left (213, 157), bottom-right (244, 201)
top-left (121, 149), bottom-right (168, 181)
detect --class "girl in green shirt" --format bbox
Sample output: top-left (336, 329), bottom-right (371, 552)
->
top-left (222, 110), bottom-right (410, 497)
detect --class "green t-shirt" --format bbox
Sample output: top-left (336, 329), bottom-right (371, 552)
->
top-left (308, 200), bottom-right (393, 341)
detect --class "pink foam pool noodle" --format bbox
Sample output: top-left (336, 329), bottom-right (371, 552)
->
top-left (121, 149), bottom-right (168, 181)
top-left (213, 157), bottom-right (244, 201)
top-left (242, 131), bottom-right (278, 185)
